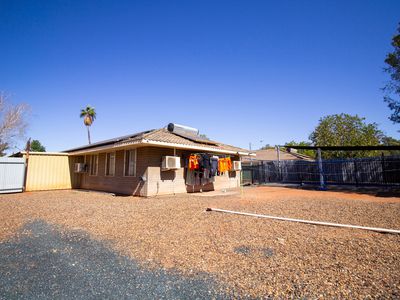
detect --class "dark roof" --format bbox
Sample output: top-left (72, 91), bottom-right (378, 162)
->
top-left (63, 130), bottom-right (154, 152)
top-left (65, 128), bottom-right (251, 155)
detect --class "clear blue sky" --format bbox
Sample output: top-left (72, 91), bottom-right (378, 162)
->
top-left (1, 0), bottom-right (399, 152)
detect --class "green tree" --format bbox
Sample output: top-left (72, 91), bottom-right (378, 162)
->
top-left (383, 24), bottom-right (400, 124)
top-left (309, 114), bottom-right (384, 158)
top-left (30, 139), bottom-right (46, 152)
top-left (260, 144), bottom-right (273, 150)
top-left (381, 136), bottom-right (400, 155)
top-left (382, 136), bottom-right (400, 146)
top-left (199, 133), bottom-right (209, 140)
top-left (80, 106), bottom-right (96, 144)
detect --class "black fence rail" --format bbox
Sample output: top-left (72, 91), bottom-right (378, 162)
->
top-left (242, 155), bottom-right (400, 186)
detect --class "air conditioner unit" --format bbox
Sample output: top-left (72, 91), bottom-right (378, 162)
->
top-left (74, 163), bottom-right (87, 173)
top-left (162, 156), bottom-right (181, 171)
top-left (232, 161), bottom-right (242, 171)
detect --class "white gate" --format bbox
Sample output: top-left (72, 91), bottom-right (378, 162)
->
top-left (0, 157), bottom-right (26, 193)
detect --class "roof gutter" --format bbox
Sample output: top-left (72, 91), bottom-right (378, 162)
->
top-left (66, 141), bottom-right (142, 155)
top-left (11, 151), bottom-right (69, 157)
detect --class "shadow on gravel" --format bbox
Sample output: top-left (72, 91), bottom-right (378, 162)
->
top-left (0, 220), bottom-right (232, 299)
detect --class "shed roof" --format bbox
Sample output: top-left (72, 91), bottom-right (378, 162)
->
top-left (65, 128), bottom-right (252, 156)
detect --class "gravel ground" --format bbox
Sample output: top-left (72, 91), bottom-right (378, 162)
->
top-left (0, 220), bottom-right (230, 299)
top-left (0, 186), bottom-right (399, 298)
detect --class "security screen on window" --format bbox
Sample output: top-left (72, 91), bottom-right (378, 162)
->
top-left (105, 152), bottom-right (115, 176)
top-left (125, 150), bottom-right (136, 176)
top-left (90, 155), bottom-right (98, 175)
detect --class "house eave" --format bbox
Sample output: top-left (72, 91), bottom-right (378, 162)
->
top-left (10, 151), bottom-right (70, 157)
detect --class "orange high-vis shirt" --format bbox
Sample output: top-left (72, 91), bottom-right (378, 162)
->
top-left (226, 157), bottom-right (232, 171)
top-left (218, 158), bottom-right (232, 172)
top-left (218, 158), bottom-right (224, 172)
top-left (189, 155), bottom-right (199, 170)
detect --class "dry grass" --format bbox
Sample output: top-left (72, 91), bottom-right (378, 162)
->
top-left (1, 186), bottom-right (399, 298)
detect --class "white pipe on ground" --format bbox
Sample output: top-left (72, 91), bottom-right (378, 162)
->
top-left (205, 208), bottom-right (400, 235)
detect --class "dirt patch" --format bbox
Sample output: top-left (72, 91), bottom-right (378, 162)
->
top-left (0, 187), bottom-right (399, 298)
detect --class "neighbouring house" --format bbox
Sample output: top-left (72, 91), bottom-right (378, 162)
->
top-left (242, 148), bottom-right (313, 165)
top-left (241, 148), bottom-right (313, 185)
top-left (14, 124), bottom-right (252, 196)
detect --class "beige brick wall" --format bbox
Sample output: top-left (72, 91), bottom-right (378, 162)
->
top-left (141, 147), bottom-right (240, 196)
top-left (78, 146), bottom-right (241, 196)
top-left (80, 150), bottom-right (144, 196)
top-left (145, 167), bottom-right (187, 196)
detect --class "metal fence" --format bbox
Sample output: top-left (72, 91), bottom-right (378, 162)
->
top-left (0, 157), bottom-right (26, 193)
top-left (242, 155), bottom-right (400, 186)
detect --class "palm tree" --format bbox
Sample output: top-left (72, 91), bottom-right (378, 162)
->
top-left (80, 106), bottom-right (96, 144)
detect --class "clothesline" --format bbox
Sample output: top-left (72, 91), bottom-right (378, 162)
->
top-left (185, 153), bottom-right (236, 187)
top-left (187, 153), bottom-right (233, 158)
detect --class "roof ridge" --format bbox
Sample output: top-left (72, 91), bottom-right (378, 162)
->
top-left (66, 127), bottom-right (251, 155)
top-left (141, 128), bottom-right (167, 139)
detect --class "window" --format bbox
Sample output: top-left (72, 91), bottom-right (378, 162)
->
top-left (124, 149), bottom-right (136, 176)
top-left (105, 152), bottom-right (116, 176)
top-left (89, 154), bottom-right (98, 176)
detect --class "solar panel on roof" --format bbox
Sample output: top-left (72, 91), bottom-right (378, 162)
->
top-left (63, 130), bottom-right (154, 152)
top-left (171, 132), bottom-right (218, 146)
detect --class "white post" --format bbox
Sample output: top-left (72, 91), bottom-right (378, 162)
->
top-left (276, 146), bottom-right (281, 181)
top-left (249, 142), bottom-right (252, 166)
top-left (317, 148), bottom-right (326, 190)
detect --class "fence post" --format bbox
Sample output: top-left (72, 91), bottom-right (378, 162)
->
top-left (262, 161), bottom-right (266, 183)
top-left (260, 161), bottom-right (264, 184)
top-left (276, 146), bottom-right (281, 181)
top-left (353, 159), bottom-right (359, 186)
top-left (317, 148), bottom-right (326, 190)
top-left (381, 152), bottom-right (387, 185)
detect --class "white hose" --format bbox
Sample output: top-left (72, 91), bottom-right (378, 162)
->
top-left (206, 208), bottom-right (400, 235)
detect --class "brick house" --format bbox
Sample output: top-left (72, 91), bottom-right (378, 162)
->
top-left (64, 125), bottom-right (252, 196)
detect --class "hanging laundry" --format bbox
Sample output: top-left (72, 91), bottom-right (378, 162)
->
top-left (210, 156), bottom-right (218, 177)
top-left (203, 168), bottom-right (209, 184)
top-left (186, 153), bottom-right (220, 187)
top-left (218, 158), bottom-right (226, 173)
top-left (200, 153), bottom-right (210, 170)
top-left (188, 155), bottom-right (200, 170)
top-left (186, 168), bottom-right (196, 186)
top-left (218, 157), bottom-right (233, 173)
top-left (226, 157), bottom-right (232, 171)
top-left (218, 158), bottom-right (224, 173)
top-left (201, 168), bottom-right (215, 185)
